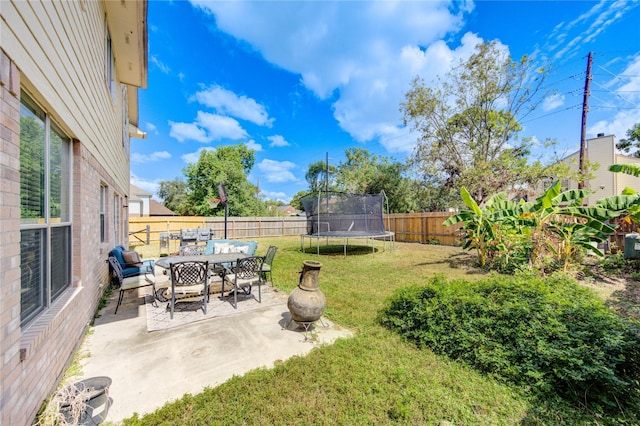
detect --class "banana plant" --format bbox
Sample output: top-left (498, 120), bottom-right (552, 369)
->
top-left (446, 181), bottom-right (634, 271)
top-left (517, 181), bottom-right (629, 267)
top-left (444, 187), bottom-right (502, 267)
top-left (444, 187), bottom-right (528, 268)
top-left (608, 164), bottom-right (640, 226)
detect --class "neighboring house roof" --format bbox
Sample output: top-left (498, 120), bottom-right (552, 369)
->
top-left (277, 205), bottom-right (300, 215)
top-left (130, 183), bottom-right (152, 198)
top-left (149, 199), bottom-right (175, 216)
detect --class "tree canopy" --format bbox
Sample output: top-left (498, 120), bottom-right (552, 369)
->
top-left (157, 178), bottom-right (189, 215)
top-left (616, 123), bottom-right (640, 157)
top-left (402, 41), bottom-right (553, 206)
top-left (301, 148), bottom-right (417, 213)
top-left (158, 144), bottom-right (265, 217)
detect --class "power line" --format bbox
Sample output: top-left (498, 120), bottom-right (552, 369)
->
top-left (521, 104), bottom-right (582, 123)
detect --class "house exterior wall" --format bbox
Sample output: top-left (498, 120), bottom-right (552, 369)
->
top-left (559, 135), bottom-right (640, 204)
top-left (0, 1), bottom-right (146, 424)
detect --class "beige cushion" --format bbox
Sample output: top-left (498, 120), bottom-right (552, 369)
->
top-left (122, 274), bottom-right (154, 290)
top-left (122, 250), bottom-right (143, 266)
top-left (224, 274), bottom-right (259, 288)
top-left (229, 245), bottom-right (249, 254)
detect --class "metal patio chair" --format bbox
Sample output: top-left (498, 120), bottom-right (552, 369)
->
top-left (260, 245), bottom-right (278, 284)
top-left (168, 261), bottom-right (209, 319)
top-left (107, 256), bottom-right (156, 315)
top-left (222, 256), bottom-right (264, 309)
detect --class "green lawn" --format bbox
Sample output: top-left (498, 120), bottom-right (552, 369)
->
top-left (123, 237), bottom-right (603, 425)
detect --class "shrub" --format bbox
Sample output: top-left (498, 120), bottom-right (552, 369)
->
top-left (378, 273), bottom-right (640, 412)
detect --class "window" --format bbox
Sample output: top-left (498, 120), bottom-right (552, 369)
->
top-left (105, 26), bottom-right (115, 100)
top-left (113, 193), bottom-right (120, 244)
top-left (100, 184), bottom-right (107, 243)
top-left (20, 92), bottom-right (72, 326)
top-left (122, 86), bottom-right (130, 158)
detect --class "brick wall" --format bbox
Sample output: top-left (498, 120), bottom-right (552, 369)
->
top-left (0, 49), bottom-right (119, 426)
top-left (0, 48), bottom-right (24, 425)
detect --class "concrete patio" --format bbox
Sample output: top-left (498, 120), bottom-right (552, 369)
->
top-left (78, 281), bottom-right (352, 423)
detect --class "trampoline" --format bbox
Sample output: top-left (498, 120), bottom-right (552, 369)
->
top-left (299, 191), bottom-right (395, 255)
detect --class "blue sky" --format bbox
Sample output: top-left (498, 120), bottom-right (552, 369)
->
top-left (132, 0), bottom-right (640, 204)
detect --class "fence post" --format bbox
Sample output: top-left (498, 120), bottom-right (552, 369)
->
top-left (146, 225), bottom-right (150, 244)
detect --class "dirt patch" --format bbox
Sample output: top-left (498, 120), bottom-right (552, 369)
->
top-left (579, 274), bottom-right (640, 321)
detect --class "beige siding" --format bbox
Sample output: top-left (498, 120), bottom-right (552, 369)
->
top-left (587, 135), bottom-right (615, 201)
top-left (614, 154), bottom-right (640, 195)
top-left (556, 135), bottom-right (640, 204)
top-left (2, 0), bottom-right (129, 193)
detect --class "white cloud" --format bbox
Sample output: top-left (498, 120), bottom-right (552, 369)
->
top-left (190, 1), bottom-right (473, 149)
top-left (131, 151), bottom-right (171, 164)
top-left (263, 190), bottom-right (289, 203)
top-left (587, 54), bottom-right (640, 140)
top-left (194, 85), bottom-right (274, 126)
top-left (181, 147), bottom-right (216, 164)
top-left (130, 173), bottom-right (160, 196)
top-left (267, 135), bottom-right (290, 147)
top-left (196, 111), bottom-right (248, 140)
top-left (168, 121), bottom-right (210, 142)
top-left (150, 55), bottom-right (171, 74)
top-left (169, 112), bottom-right (248, 143)
top-left (257, 159), bottom-right (298, 183)
top-left (542, 94), bottom-right (565, 112)
top-left (144, 122), bottom-right (158, 134)
top-left (246, 140), bottom-right (263, 152)
top-left (545, 0), bottom-right (638, 62)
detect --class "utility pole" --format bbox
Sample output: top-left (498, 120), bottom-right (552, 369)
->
top-left (578, 51), bottom-right (593, 189)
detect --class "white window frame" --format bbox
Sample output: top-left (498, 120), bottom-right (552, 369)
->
top-left (100, 184), bottom-right (107, 243)
top-left (19, 91), bottom-right (72, 326)
top-left (105, 24), bottom-right (115, 101)
top-left (113, 193), bottom-right (121, 244)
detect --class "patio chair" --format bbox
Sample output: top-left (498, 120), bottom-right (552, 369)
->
top-left (168, 260), bottom-right (209, 319)
top-left (261, 245), bottom-right (278, 284)
top-left (222, 256), bottom-right (264, 309)
top-left (107, 256), bottom-right (156, 315)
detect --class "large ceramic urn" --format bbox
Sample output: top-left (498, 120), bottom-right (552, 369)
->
top-left (287, 260), bottom-right (326, 323)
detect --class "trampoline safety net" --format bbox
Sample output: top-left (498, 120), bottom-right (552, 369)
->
top-left (300, 192), bottom-right (387, 237)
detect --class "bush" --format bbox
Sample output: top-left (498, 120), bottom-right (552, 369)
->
top-left (378, 273), bottom-right (640, 412)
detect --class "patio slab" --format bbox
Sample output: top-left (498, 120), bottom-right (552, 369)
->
top-left (78, 284), bottom-right (352, 423)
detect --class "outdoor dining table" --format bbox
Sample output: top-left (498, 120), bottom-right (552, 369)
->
top-left (154, 253), bottom-right (251, 301)
top-left (154, 253), bottom-right (249, 270)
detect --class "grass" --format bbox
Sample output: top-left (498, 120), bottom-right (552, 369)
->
top-left (122, 237), bottom-right (626, 425)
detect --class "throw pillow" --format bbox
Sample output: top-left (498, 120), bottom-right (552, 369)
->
top-left (121, 250), bottom-right (143, 267)
top-left (214, 243), bottom-right (232, 254)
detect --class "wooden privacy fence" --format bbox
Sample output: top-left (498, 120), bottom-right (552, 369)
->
top-left (385, 212), bottom-right (461, 245)
top-left (128, 213), bottom-right (462, 251)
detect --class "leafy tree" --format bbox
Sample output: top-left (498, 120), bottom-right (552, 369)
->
top-left (615, 123), bottom-right (640, 157)
top-left (305, 160), bottom-right (335, 194)
top-left (20, 115), bottom-right (46, 219)
top-left (157, 178), bottom-right (189, 215)
top-left (334, 148), bottom-right (416, 212)
top-left (402, 41), bottom-right (552, 205)
top-left (182, 144), bottom-right (265, 217)
top-left (290, 190), bottom-right (309, 211)
top-left (264, 199), bottom-right (286, 216)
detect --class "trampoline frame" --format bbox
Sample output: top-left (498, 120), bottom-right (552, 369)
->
top-left (300, 231), bottom-right (395, 256)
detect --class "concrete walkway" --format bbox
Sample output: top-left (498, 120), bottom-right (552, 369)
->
top-left (79, 284), bottom-right (352, 423)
